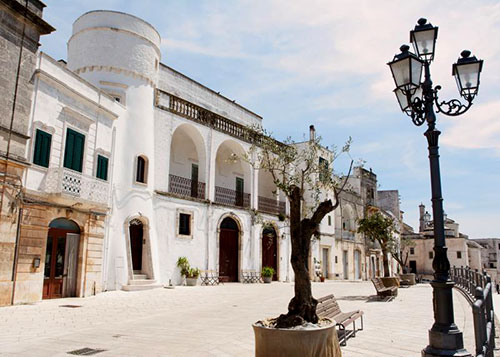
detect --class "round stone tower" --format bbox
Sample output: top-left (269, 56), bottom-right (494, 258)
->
top-left (67, 11), bottom-right (162, 289)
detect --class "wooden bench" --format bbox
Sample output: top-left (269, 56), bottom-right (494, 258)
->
top-left (371, 277), bottom-right (398, 298)
top-left (316, 294), bottom-right (364, 346)
top-left (200, 270), bottom-right (220, 286)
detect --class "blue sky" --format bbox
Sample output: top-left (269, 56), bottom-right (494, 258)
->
top-left (40, 0), bottom-right (500, 238)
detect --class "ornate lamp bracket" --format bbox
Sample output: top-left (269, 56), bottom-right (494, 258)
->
top-left (406, 96), bottom-right (426, 126)
top-left (434, 85), bottom-right (473, 116)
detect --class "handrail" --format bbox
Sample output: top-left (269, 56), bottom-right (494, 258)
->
top-left (450, 266), bottom-right (496, 356)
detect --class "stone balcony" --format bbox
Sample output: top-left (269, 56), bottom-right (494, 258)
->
top-left (43, 167), bottom-right (109, 205)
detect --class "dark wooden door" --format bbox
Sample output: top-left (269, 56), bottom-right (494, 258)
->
top-left (235, 177), bottom-right (244, 206)
top-left (219, 229), bottom-right (238, 282)
top-left (129, 223), bottom-right (143, 271)
top-left (262, 233), bottom-right (278, 281)
top-left (409, 260), bottom-right (417, 274)
top-left (43, 229), bottom-right (67, 299)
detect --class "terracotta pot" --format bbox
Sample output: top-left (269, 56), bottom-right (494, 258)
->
top-left (263, 276), bottom-right (272, 284)
top-left (399, 273), bottom-right (416, 285)
top-left (186, 277), bottom-right (198, 286)
top-left (320, 276), bottom-right (325, 282)
top-left (253, 322), bottom-right (341, 357)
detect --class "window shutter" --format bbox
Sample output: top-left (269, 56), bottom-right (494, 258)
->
top-left (96, 155), bottom-right (109, 181)
top-left (33, 129), bottom-right (51, 167)
top-left (64, 129), bottom-right (85, 172)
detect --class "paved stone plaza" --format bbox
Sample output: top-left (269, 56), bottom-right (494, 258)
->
top-left (0, 281), bottom-right (489, 356)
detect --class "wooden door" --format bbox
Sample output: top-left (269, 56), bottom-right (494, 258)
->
top-left (43, 229), bottom-right (67, 299)
top-left (63, 233), bottom-right (80, 297)
top-left (235, 177), bottom-right (244, 206)
top-left (343, 250), bottom-right (348, 280)
top-left (129, 223), bottom-right (143, 271)
top-left (219, 229), bottom-right (238, 282)
top-left (191, 164), bottom-right (199, 198)
top-left (409, 260), bottom-right (417, 274)
top-left (262, 233), bottom-right (278, 281)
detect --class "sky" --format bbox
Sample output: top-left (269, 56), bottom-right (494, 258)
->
top-left (39, 0), bottom-right (500, 238)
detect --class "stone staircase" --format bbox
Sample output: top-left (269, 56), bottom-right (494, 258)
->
top-left (122, 273), bottom-right (162, 292)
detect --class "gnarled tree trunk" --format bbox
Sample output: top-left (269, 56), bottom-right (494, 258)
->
top-left (275, 186), bottom-right (335, 328)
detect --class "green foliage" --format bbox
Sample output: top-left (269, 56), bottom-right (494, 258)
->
top-left (357, 212), bottom-right (396, 253)
top-left (261, 266), bottom-right (275, 277)
top-left (176, 256), bottom-right (190, 277)
top-left (243, 126), bottom-right (352, 217)
top-left (187, 267), bottom-right (200, 278)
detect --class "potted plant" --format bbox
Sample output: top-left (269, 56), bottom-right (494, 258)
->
top-left (186, 267), bottom-right (200, 286)
top-left (176, 257), bottom-right (199, 286)
top-left (244, 128), bottom-right (351, 356)
top-left (262, 266), bottom-right (275, 283)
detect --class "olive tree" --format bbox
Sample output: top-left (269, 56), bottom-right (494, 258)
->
top-left (357, 211), bottom-right (396, 277)
top-left (245, 128), bottom-right (352, 328)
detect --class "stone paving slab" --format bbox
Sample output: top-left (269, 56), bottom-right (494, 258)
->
top-left (0, 281), bottom-right (485, 356)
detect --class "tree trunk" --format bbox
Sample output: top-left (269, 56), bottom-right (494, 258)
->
top-left (275, 187), bottom-right (335, 328)
top-left (382, 250), bottom-right (390, 277)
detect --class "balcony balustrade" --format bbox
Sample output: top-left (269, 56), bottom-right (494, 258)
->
top-left (215, 186), bottom-right (250, 208)
top-left (43, 167), bottom-right (109, 205)
top-left (168, 174), bottom-right (206, 199)
top-left (258, 196), bottom-right (286, 215)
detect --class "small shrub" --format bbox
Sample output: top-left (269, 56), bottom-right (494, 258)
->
top-left (176, 256), bottom-right (190, 277)
top-left (187, 267), bottom-right (200, 278)
top-left (262, 266), bottom-right (275, 277)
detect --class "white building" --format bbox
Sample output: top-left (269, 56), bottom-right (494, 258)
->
top-left (62, 10), bottom-right (291, 290)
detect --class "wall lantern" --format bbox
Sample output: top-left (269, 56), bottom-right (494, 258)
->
top-left (33, 256), bottom-right (41, 269)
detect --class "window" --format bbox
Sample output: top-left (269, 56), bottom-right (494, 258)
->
top-left (498, 243), bottom-right (500, 250)
top-left (33, 129), bottom-right (51, 167)
top-left (96, 155), bottom-right (109, 181)
top-left (63, 128), bottom-right (85, 172)
top-left (335, 256), bottom-right (338, 264)
top-left (136, 155), bottom-right (147, 183)
top-left (319, 157), bottom-right (328, 183)
top-left (328, 215), bottom-right (332, 226)
top-left (410, 247), bottom-right (415, 255)
top-left (429, 251), bottom-right (433, 259)
top-left (191, 163), bottom-right (199, 198)
top-left (179, 213), bottom-right (191, 236)
top-left (235, 177), bottom-right (244, 206)
top-left (457, 251), bottom-right (462, 259)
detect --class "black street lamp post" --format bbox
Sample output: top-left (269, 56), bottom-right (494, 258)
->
top-left (388, 18), bottom-right (483, 357)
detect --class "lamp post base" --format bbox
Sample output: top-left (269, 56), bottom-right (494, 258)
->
top-left (422, 325), bottom-right (471, 356)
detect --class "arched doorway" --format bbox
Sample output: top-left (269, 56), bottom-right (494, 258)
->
top-left (43, 218), bottom-right (80, 299)
top-left (219, 217), bottom-right (239, 282)
top-left (262, 226), bottom-right (278, 281)
top-left (129, 219), bottom-right (144, 272)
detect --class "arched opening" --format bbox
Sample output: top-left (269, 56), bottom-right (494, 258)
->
top-left (262, 225), bottom-right (278, 281)
top-left (129, 219), bottom-right (144, 272)
top-left (169, 124), bottom-right (206, 198)
top-left (43, 218), bottom-right (80, 299)
top-left (215, 140), bottom-right (251, 207)
top-left (219, 217), bottom-right (240, 282)
top-left (257, 169), bottom-right (285, 215)
top-left (136, 155), bottom-right (148, 183)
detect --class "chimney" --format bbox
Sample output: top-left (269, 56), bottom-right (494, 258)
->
top-left (309, 125), bottom-right (316, 141)
top-left (419, 203), bottom-right (425, 233)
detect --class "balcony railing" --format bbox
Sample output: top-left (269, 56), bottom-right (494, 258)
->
top-left (215, 186), bottom-right (250, 208)
top-left (258, 196), bottom-right (286, 215)
top-left (44, 167), bottom-right (109, 205)
top-left (169, 174), bottom-right (206, 199)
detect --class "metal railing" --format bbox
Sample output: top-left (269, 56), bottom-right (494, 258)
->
top-left (450, 266), bottom-right (496, 357)
top-left (258, 196), bottom-right (285, 215)
top-left (168, 174), bottom-right (206, 199)
top-left (44, 167), bottom-right (109, 205)
top-left (214, 186), bottom-right (250, 208)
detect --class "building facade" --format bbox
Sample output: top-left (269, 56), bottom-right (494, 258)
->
top-left (0, 0), bottom-right (53, 306)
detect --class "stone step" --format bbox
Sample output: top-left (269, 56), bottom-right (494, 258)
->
top-left (133, 274), bottom-right (147, 280)
top-left (129, 279), bottom-right (157, 286)
top-left (122, 284), bottom-right (163, 292)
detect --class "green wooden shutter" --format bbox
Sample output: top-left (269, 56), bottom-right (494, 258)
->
top-left (64, 128), bottom-right (85, 172)
top-left (96, 155), bottom-right (109, 181)
top-left (33, 129), bottom-right (51, 167)
top-left (236, 177), bottom-right (244, 206)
